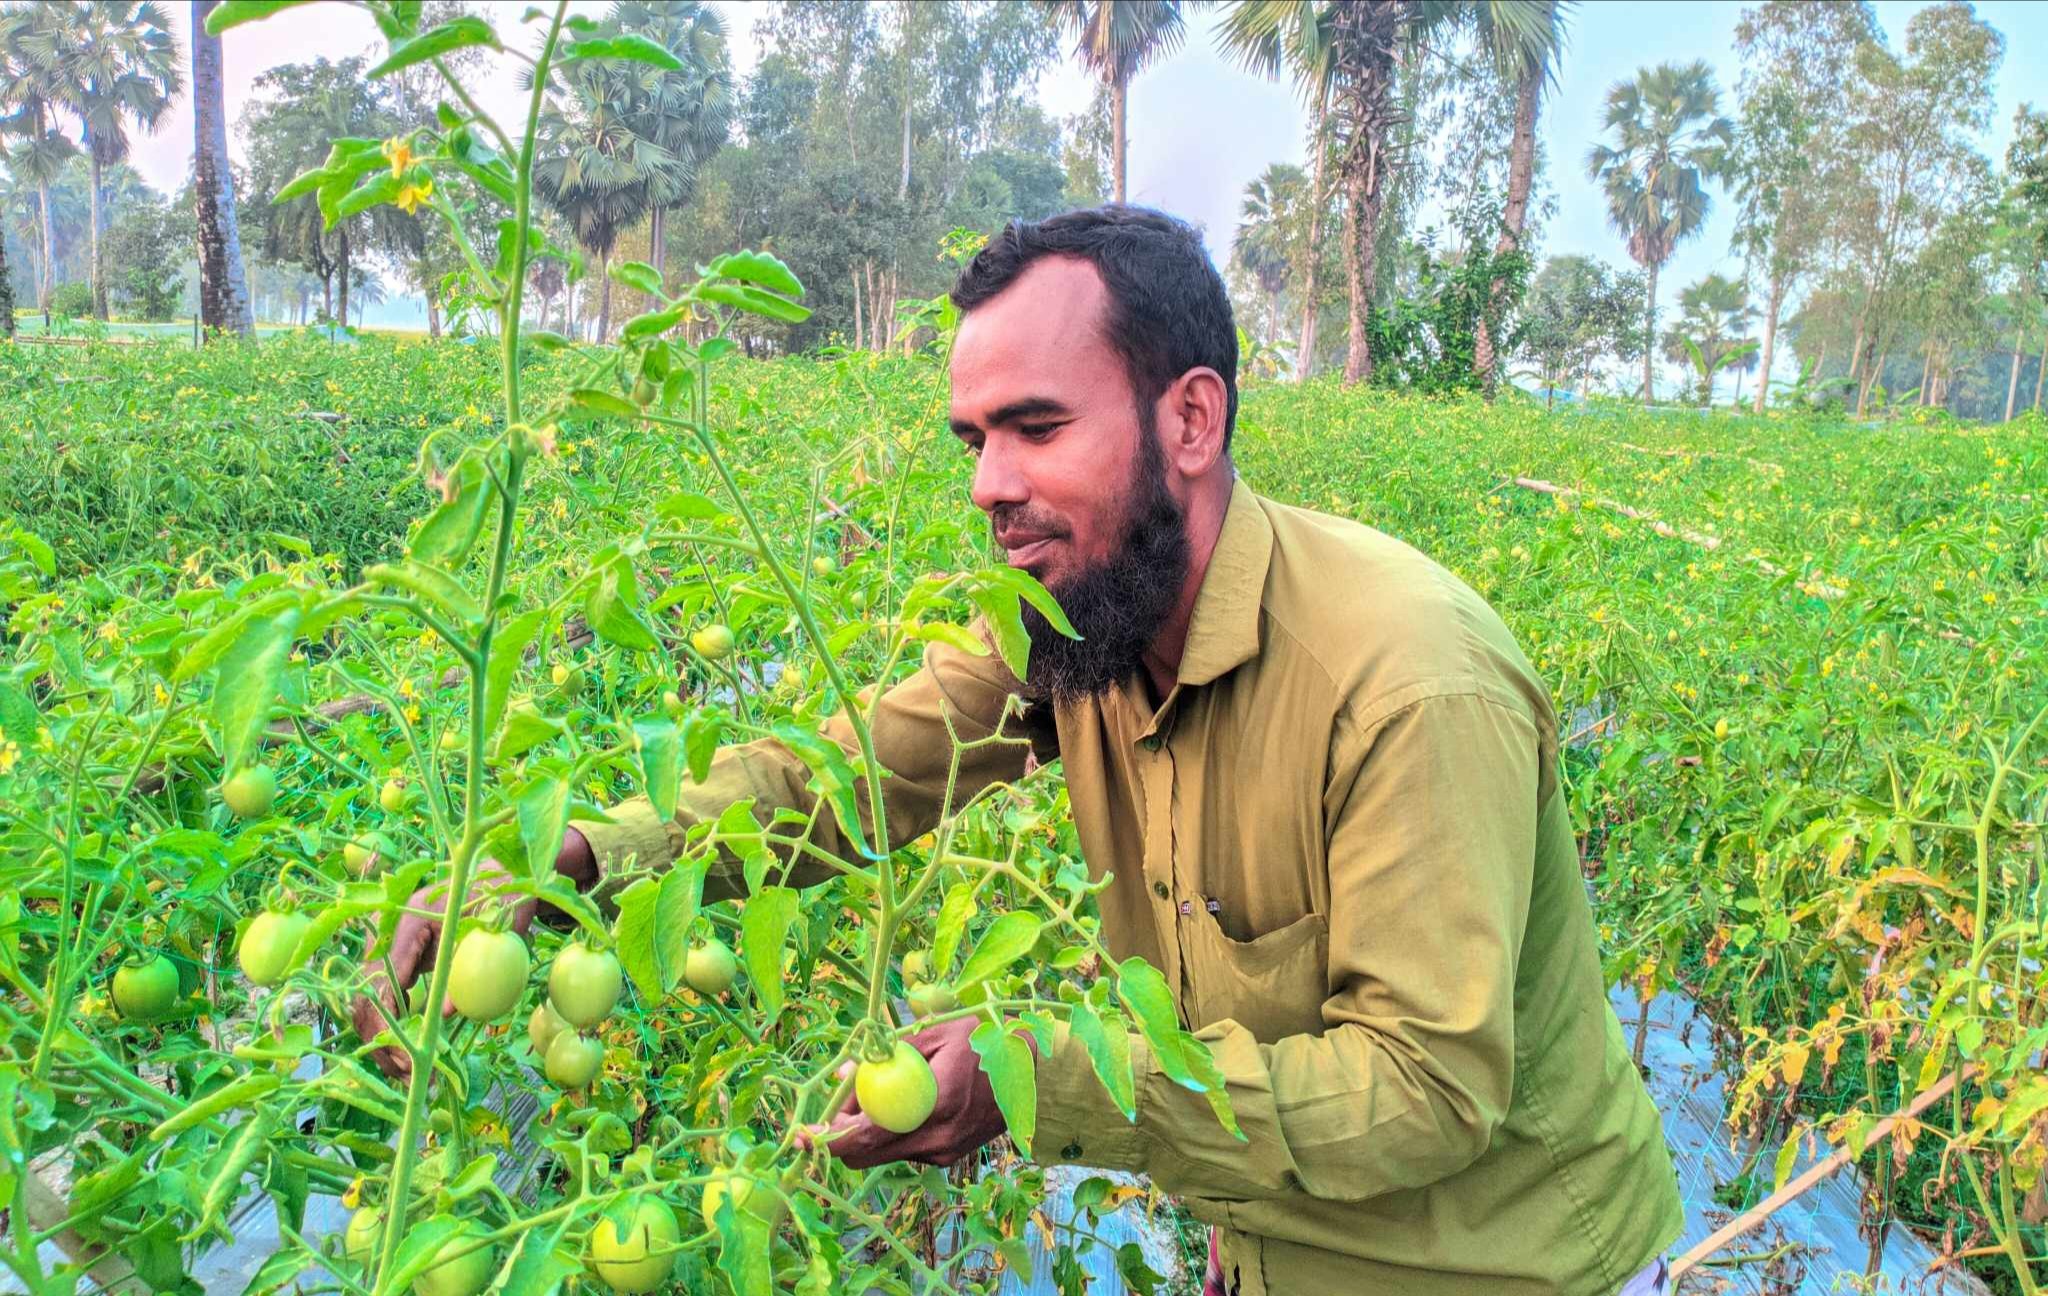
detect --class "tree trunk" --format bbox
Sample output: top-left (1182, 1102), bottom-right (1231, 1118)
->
top-left (1642, 260), bottom-right (1659, 403)
top-left (898, 0), bottom-right (915, 202)
top-left (1918, 350), bottom-right (1931, 406)
top-left (193, 0), bottom-right (254, 338)
top-left (38, 181), bottom-right (55, 311)
top-left (1732, 366), bottom-right (1744, 408)
top-left (1267, 285), bottom-right (1281, 348)
top-left (1475, 62), bottom-right (1541, 397)
top-left (89, 152), bottom-right (108, 320)
top-left (651, 205), bottom-right (666, 282)
top-left (596, 253), bottom-right (612, 343)
top-left (2036, 328), bottom-right (2047, 413)
top-left (851, 263), bottom-right (864, 351)
top-left (1753, 273), bottom-right (1784, 415)
top-left (0, 217), bottom-right (12, 338)
top-left (426, 293), bottom-right (441, 340)
top-left (322, 270), bottom-right (332, 321)
top-left (336, 226), bottom-right (351, 335)
top-left (1111, 71), bottom-right (1128, 204)
top-left (2005, 327), bottom-right (2023, 422)
top-left (1296, 109), bottom-right (1328, 381)
top-left (1846, 318), bottom-right (1866, 382)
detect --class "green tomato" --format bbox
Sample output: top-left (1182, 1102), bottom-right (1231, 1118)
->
top-left (111, 954), bottom-right (180, 1022)
top-left (412, 1225), bottom-right (496, 1296)
top-left (631, 377), bottom-right (658, 407)
top-left (811, 555), bottom-right (834, 576)
top-left (660, 689), bottom-right (684, 719)
top-left (447, 928), bottom-right (530, 1022)
top-left (551, 663), bottom-right (585, 698)
top-left (344, 1206), bottom-right (384, 1266)
top-left (529, 999), bottom-right (570, 1056)
top-left (547, 942), bottom-right (623, 1029)
top-left (856, 1041), bottom-right (938, 1134)
top-left (544, 1030), bottom-right (604, 1089)
top-left (899, 950), bottom-right (931, 985)
top-left (700, 1170), bottom-right (782, 1232)
top-left (238, 910), bottom-right (311, 987)
top-left (588, 1196), bottom-right (680, 1294)
top-left (691, 624), bottom-right (736, 661)
top-left (379, 778), bottom-right (414, 815)
top-left (221, 764), bottom-right (277, 819)
top-left (683, 939), bottom-right (737, 996)
top-left (343, 833), bottom-right (389, 874)
top-left (905, 981), bottom-right (957, 1019)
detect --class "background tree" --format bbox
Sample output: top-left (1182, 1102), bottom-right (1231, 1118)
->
top-left (1827, 1), bottom-right (2002, 415)
top-left (191, 0), bottom-right (251, 336)
top-left (1464, 0), bottom-right (1572, 394)
top-left (1038, 0), bottom-right (1189, 204)
top-left (0, 3), bottom-right (79, 312)
top-left (1659, 270), bottom-right (1755, 405)
top-left (1584, 59), bottom-right (1733, 403)
top-left (52, 0), bottom-right (183, 320)
top-left (1232, 162), bottom-right (1304, 349)
top-left (103, 184), bottom-right (184, 319)
top-left (1726, 1), bottom-right (1873, 412)
top-left (2001, 106), bottom-right (2048, 416)
top-left (1518, 253), bottom-right (1648, 403)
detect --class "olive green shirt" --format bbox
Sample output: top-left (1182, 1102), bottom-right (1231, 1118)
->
top-left (576, 477), bottom-right (1682, 1294)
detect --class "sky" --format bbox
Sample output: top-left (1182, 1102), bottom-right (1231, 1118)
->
top-left (137, 0), bottom-right (2048, 372)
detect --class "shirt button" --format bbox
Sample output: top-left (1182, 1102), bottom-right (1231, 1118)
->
top-left (1153, 881), bottom-right (1170, 900)
top-left (1061, 1141), bottom-right (1083, 1159)
top-left (1139, 735), bottom-right (1162, 752)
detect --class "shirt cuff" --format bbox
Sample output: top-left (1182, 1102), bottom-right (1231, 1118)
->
top-left (569, 798), bottom-right (682, 907)
top-left (1033, 1019), bottom-right (1151, 1174)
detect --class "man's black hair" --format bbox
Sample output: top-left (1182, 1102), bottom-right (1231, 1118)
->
top-left (949, 204), bottom-right (1239, 450)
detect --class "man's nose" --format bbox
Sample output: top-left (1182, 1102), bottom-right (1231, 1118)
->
top-left (969, 435), bottom-right (1029, 515)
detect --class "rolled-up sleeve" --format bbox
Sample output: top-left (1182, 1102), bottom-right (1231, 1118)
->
top-left (573, 630), bottom-right (1050, 902)
top-left (1034, 688), bottom-right (1538, 1203)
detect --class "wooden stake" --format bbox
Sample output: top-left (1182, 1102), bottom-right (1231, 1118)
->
top-left (1668, 1069), bottom-right (1968, 1281)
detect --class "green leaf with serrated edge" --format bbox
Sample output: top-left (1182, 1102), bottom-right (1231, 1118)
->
top-left (699, 336), bottom-right (736, 362)
top-left (150, 1072), bottom-right (281, 1141)
top-left (633, 716), bottom-right (681, 821)
top-left (561, 33), bottom-right (684, 69)
top-left (585, 557), bottom-right (657, 651)
top-left (499, 1227), bottom-right (579, 1296)
top-left (741, 886), bottom-right (798, 1023)
top-left (653, 860), bottom-right (702, 992)
top-left (409, 449), bottom-right (490, 567)
top-left (966, 585), bottom-right (1030, 678)
top-left (930, 883), bottom-right (977, 976)
top-left (0, 682), bottom-right (40, 747)
top-left (382, 1216), bottom-right (469, 1295)
top-left (713, 798), bottom-right (773, 893)
top-left (1772, 1124), bottom-right (1802, 1192)
top-left (482, 608), bottom-right (543, 739)
top-left (1114, 958), bottom-right (1194, 1085)
top-left (714, 1207), bottom-right (775, 1296)
top-left (523, 329), bottom-right (570, 352)
top-left (657, 491), bottom-right (723, 522)
top-left (240, 1241), bottom-right (311, 1295)
top-left (516, 775), bottom-right (570, 886)
top-left (203, 0), bottom-right (300, 35)
top-left (568, 387), bottom-right (640, 419)
top-left (174, 590), bottom-right (298, 682)
top-left (613, 877), bottom-right (661, 1001)
top-left (610, 260), bottom-right (662, 296)
top-left (1066, 1001), bottom-right (1136, 1121)
top-left (682, 707), bottom-right (724, 782)
top-left (694, 279), bottom-right (811, 324)
top-left (956, 912), bottom-right (1042, 988)
top-left (768, 722), bottom-right (875, 859)
top-left (622, 301), bottom-right (689, 342)
top-left (451, 156), bottom-right (516, 205)
top-left (213, 607), bottom-right (299, 775)
top-left (272, 164), bottom-right (328, 204)
top-left (969, 1021), bottom-right (1037, 1155)
top-left (333, 171), bottom-right (404, 222)
top-left (711, 251), bottom-right (805, 299)
top-left (188, 1110), bottom-right (273, 1240)
top-left (9, 528), bottom-right (53, 575)
top-left (367, 15), bottom-right (499, 78)
top-left (909, 620), bottom-right (988, 658)
top-left (976, 564), bottom-right (1079, 638)
top-left (1177, 1024), bottom-right (1244, 1140)
top-left (363, 560), bottom-right (481, 624)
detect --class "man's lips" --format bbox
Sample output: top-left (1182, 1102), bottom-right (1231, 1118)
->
top-left (1003, 536), bottom-right (1057, 566)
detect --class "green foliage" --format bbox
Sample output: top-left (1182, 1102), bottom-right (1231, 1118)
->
top-left (1365, 202), bottom-right (1532, 394)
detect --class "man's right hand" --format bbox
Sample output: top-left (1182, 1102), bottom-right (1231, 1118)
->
top-left (351, 829), bottom-right (596, 1080)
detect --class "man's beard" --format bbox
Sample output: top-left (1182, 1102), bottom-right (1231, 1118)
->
top-left (1010, 424), bottom-right (1190, 705)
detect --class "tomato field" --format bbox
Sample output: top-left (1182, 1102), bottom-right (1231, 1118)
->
top-left (2, 4), bottom-right (2047, 1295)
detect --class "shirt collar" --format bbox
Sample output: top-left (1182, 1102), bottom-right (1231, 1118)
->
top-left (1175, 475), bottom-right (1273, 688)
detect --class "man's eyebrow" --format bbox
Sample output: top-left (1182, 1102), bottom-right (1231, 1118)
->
top-left (949, 397), bottom-right (1072, 436)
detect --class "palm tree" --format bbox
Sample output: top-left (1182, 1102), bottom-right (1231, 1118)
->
top-left (192, 0), bottom-right (252, 337)
top-left (50, 1), bottom-right (184, 320)
top-left (1584, 60), bottom-right (1732, 403)
top-left (1233, 163), bottom-right (1304, 349)
top-left (1220, 1), bottom-right (1337, 380)
top-left (1659, 271), bottom-right (1755, 404)
top-left (0, 3), bottom-right (78, 312)
top-left (534, 72), bottom-right (667, 343)
top-left (1038, 1), bottom-right (1190, 204)
top-left (604, 1), bottom-right (732, 284)
top-left (1461, 0), bottom-right (1573, 393)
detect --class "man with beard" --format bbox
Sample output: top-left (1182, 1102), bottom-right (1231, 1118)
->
top-left (356, 207), bottom-right (1680, 1294)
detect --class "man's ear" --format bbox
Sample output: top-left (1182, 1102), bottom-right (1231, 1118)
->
top-left (1160, 366), bottom-right (1230, 477)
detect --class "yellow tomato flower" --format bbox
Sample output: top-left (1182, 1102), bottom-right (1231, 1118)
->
top-left (0, 740), bottom-right (18, 773)
top-left (382, 136), bottom-right (414, 177)
top-left (394, 176), bottom-right (433, 214)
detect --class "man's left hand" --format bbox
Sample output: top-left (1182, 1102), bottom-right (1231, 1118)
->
top-left (801, 1016), bottom-right (1024, 1168)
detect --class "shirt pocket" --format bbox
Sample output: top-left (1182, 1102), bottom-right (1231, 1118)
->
top-left (1183, 905), bottom-right (1330, 1044)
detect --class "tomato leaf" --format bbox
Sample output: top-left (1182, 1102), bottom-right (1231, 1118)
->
top-left (682, 707), bottom-right (725, 783)
top-left (653, 859), bottom-right (703, 992)
top-left (694, 280), bottom-right (811, 324)
top-left (409, 449), bottom-right (492, 567)
top-left (516, 775), bottom-right (571, 886)
top-left (212, 607), bottom-right (300, 775)
top-left (930, 883), bottom-right (978, 979)
top-left (622, 301), bottom-right (690, 342)
top-left (150, 1072), bottom-right (281, 1141)
top-left (363, 559), bottom-right (482, 626)
top-left (585, 556), bottom-right (657, 652)
top-left (968, 1021), bottom-right (1037, 1155)
top-left (382, 1216), bottom-right (466, 1294)
top-left (568, 388), bottom-right (641, 419)
top-left (768, 722), bottom-right (875, 860)
top-left (741, 885), bottom-right (798, 1023)
top-left (203, 0), bottom-right (301, 35)
top-left (713, 799), bottom-right (774, 894)
top-left (368, 15), bottom-right (499, 78)
top-left (709, 251), bottom-right (805, 299)
top-left (173, 590), bottom-right (298, 683)
top-left (1066, 1001), bottom-right (1137, 1122)
top-left (560, 33), bottom-right (683, 69)
top-left (634, 716), bottom-right (681, 821)
top-left (956, 911), bottom-right (1042, 988)
top-left (613, 876), bottom-right (662, 1003)
top-left (499, 1228), bottom-right (580, 1296)
top-left (714, 1208), bottom-right (775, 1296)
top-left (483, 608), bottom-right (544, 739)
top-left (1115, 958), bottom-right (1193, 1086)
top-left (609, 260), bottom-right (663, 297)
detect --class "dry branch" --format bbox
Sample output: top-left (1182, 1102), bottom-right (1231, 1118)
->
top-left (1616, 441), bottom-right (1786, 475)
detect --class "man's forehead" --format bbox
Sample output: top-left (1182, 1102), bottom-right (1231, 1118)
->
top-left (949, 258), bottom-right (1118, 420)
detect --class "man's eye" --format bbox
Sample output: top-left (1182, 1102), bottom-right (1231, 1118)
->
top-left (1019, 423), bottom-right (1057, 440)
